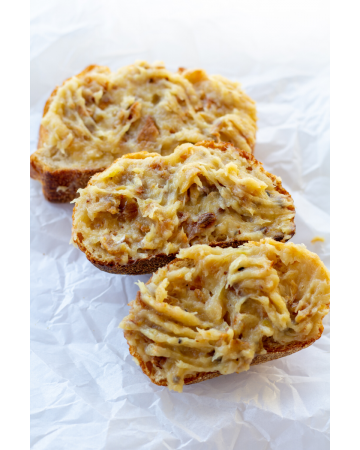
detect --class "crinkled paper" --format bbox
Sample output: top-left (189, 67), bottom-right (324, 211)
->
top-left (30, 2), bottom-right (329, 448)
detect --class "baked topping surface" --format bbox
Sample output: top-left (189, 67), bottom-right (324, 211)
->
top-left (37, 62), bottom-right (257, 170)
top-left (72, 142), bottom-right (295, 264)
top-left (120, 240), bottom-right (330, 392)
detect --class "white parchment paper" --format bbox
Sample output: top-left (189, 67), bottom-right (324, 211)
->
top-left (30, 1), bottom-right (329, 448)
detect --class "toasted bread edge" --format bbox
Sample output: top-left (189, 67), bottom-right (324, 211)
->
top-left (126, 334), bottom-right (320, 388)
top-left (30, 66), bottom-right (108, 203)
top-left (76, 238), bottom-right (293, 275)
top-left (31, 152), bottom-right (104, 202)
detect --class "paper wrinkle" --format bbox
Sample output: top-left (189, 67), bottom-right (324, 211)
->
top-left (30, 4), bottom-right (329, 448)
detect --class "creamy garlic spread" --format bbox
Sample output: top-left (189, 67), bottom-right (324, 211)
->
top-left (36, 61), bottom-right (257, 170)
top-left (120, 240), bottom-right (330, 392)
top-left (72, 142), bottom-right (295, 264)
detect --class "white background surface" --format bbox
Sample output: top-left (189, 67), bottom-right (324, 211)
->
top-left (30, 1), bottom-right (330, 448)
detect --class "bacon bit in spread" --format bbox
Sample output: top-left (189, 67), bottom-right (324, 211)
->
top-left (127, 101), bottom-right (141, 122)
top-left (273, 233), bottom-right (284, 242)
top-left (197, 213), bottom-right (216, 229)
top-left (119, 198), bottom-right (138, 221)
top-left (177, 211), bottom-right (189, 223)
top-left (98, 94), bottom-right (112, 110)
top-left (183, 213), bottom-right (217, 240)
top-left (151, 356), bottom-right (165, 368)
top-left (137, 116), bottom-right (159, 142)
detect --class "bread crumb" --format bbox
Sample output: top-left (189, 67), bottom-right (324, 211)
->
top-left (311, 236), bottom-right (325, 244)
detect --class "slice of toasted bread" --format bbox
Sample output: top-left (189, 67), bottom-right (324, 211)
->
top-left (120, 241), bottom-right (330, 391)
top-left (72, 142), bottom-right (296, 275)
top-left (30, 62), bottom-right (257, 202)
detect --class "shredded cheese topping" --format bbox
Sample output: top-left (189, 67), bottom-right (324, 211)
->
top-left (36, 61), bottom-right (257, 170)
top-left (72, 142), bottom-right (295, 264)
top-left (120, 240), bottom-right (330, 392)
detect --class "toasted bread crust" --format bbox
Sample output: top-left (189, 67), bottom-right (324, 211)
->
top-left (72, 141), bottom-right (295, 275)
top-left (126, 332), bottom-right (320, 387)
top-left (31, 154), bottom-right (104, 202)
top-left (80, 239), bottom-right (258, 275)
top-left (91, 252), bottom-right (176, 276)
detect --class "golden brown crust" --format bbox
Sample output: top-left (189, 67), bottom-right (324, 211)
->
top-left (77, 237), bottom-right (267, 275)
top-left (72, 141), bottom-right (295, 274)
top-left (30, 66), bottom-right (107, 202)
top-left (91, 252), bottom-right (177, 276)
top-left (31, 153), bottom-right (104, 202)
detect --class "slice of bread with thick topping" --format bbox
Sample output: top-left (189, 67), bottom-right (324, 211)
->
top-left (30, 62), bottom-right (257, 202)
top-left (120, 240), bottom-right (330, 392)
top-left (72, 141), bottom-right (296, 275)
